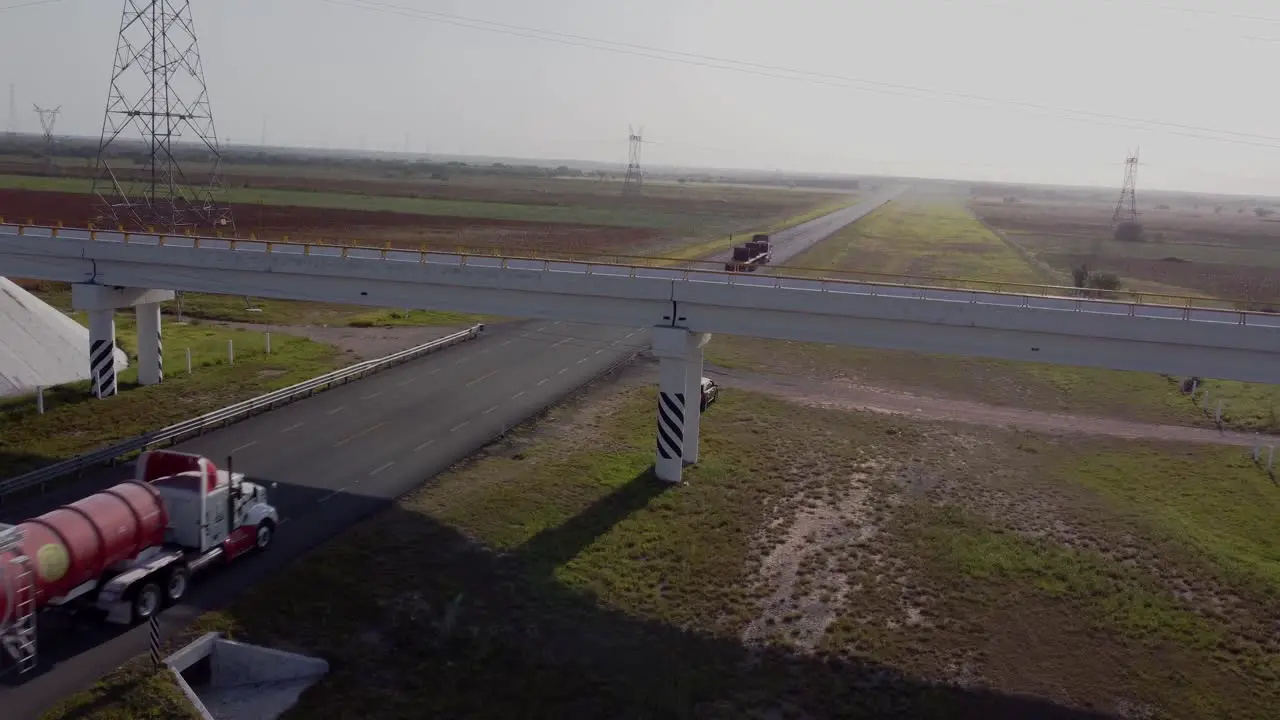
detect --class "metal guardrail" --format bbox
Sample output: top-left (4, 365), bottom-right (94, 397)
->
top-left (0, 324), bottom-right (485, 501)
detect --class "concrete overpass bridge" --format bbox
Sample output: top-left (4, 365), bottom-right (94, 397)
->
top-left (2, 222), bottom-right (1277, 482)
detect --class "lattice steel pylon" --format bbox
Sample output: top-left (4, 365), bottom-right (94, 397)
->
top-left (1111, 147), bottom-right (1139, 226)
top-left (32, 105), bottom-right (60, 174)
top-left (622, 125), bottom-right (644, 196)
top-left (91, 0), bottom-right (234, 235)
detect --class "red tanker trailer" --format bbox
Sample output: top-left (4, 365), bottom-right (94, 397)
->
top-left (0, 451), bottom-right (278, 673)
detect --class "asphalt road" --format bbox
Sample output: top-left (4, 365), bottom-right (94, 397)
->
top-left (707, 184), bottom-right (907, 266)
top-left (0, 318), bottom-right (647, 719)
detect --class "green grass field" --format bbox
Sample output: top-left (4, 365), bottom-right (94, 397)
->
top-left (48, 383), bottom-right (1279, 719)
top-left (0, 316), bottom-right (341, 479)
top-left (787, 200), bottom-right (1045, 286)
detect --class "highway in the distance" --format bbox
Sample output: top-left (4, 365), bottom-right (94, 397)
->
top-left (0, 196), bottom-right (891, 717)
top-left (707, 184), bottom-right (906, 266)
top-left (0, 319), bottom-right (646, 718)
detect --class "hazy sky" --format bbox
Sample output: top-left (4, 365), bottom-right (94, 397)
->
top-left (5, 0), bottom-right (1280, 195)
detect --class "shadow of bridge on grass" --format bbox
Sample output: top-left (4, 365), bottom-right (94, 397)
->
top-left (240, 470), bottom-right (1123, 719)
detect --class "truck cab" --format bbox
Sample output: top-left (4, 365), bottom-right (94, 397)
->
top-left (700, 376), bottom-right (719, 411)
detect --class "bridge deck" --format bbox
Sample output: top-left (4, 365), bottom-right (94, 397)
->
top-left (4, 223), bottom-right (1276, 330)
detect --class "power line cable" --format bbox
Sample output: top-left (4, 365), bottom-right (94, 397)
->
top-left (0, 0), bottom-right (68, 11)
top-left (316, 0), bottom-right (1280, 150)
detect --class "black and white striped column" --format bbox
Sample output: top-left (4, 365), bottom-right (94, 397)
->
top-left (657, 390), bottom-right (685, 461)
top-left (88, 310), bottom-right (117, 399)
top-left (652, 327), bottom-right (713, 483)
top-left (136, 302), bottom-right (163, 386)
top-left (652, 327), bottom-right (690, 483)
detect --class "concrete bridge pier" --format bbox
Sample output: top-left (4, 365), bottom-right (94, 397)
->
top-left (72, 284), bottom-right (175, 398)
top-left (651, 326), bottom-right (712, 483)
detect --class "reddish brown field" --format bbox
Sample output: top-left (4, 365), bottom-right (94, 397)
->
top-left (0, 158), bottom-right (823, 219)
top-left (972, 195), bottom-right (1280, 303)
top-left (0, 188), bottom-right (665, 256)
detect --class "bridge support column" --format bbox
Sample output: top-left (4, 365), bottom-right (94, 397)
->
top-left (72, 284), bottom-right (175, 398)
top-left (87, 310), bottom-right (117, 399)
top-left (651, 327), bottom-right (712, 483)
top-left (136, 302), bottom-right (163, 386)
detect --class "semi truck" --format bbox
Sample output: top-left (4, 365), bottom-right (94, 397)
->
top-left (0, 450), bottom-right (278, 673)
top-left (724, 233), bottom-right (772, 272)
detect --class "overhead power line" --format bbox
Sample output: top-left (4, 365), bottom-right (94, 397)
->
top-left (315, 0), bottom-right (1280, 151)
top-left (0, 0), bottom-right (70, 12)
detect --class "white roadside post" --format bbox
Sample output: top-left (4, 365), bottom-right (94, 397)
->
top-left (228, 339), bottom-right (235, 366)
top-left (35, 386), bottom-right (43, 415)
top-left (265, 332), bottom-right (272, 354)
top-left (186, 348), bottom-right (192, 374)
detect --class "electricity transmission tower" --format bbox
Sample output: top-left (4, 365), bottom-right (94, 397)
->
top-left (91, 0), bottom-right (234, 235)
top-left (32, 105), bottom-right (60, 173)
top-left (6, 84), bottom-right (15, 135)
top-left (622, 126), bottom-right (644, 196)
top-left (1111, 148), bottom-right (1139, 226)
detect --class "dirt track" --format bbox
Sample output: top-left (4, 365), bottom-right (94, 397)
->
top-left (710, 366), bottom-right (1267, 447)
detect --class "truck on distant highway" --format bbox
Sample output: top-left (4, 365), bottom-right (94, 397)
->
top-left (0, 451), bottom-right (278, 673)
top-left (724, 233), bottom-right (772, 272)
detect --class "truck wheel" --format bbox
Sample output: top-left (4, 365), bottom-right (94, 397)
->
top-left (165, 567), bottom-right (190, 605)
top-left (254, 519), bottom-right (276, 552)
top-left (132, 582), bottom-right (162, 623)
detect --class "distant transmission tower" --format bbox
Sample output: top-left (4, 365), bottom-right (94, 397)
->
top-left (1111, 147), bottom-right (1139, 226)
top-left (622, 126), bottom-right (644, 196)
top-left (32, 105), bottom-right (60, 173)
top-left (91, 0), bottom-right (234, 235)
top-left (6, 84), bottom-right (16, 135)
